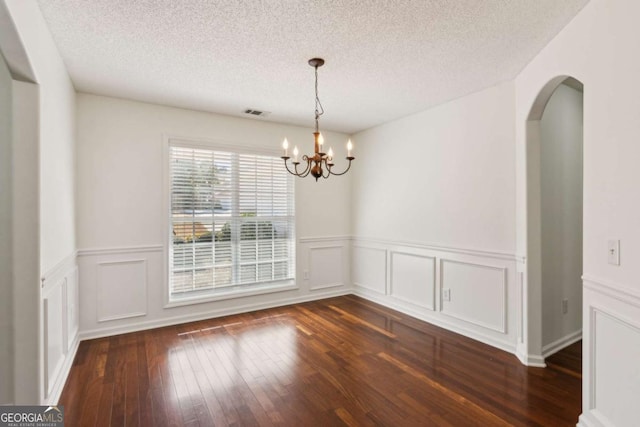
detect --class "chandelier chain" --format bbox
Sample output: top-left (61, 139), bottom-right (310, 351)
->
top-left (314, 65), bottom-right (324, 133)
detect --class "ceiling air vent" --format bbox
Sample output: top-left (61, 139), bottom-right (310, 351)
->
top-left (244, 109), bottom-right (271, 117)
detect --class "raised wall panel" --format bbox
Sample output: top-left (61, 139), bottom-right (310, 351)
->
top-left (44, 282), bottom-right (65, 397)
top-left (353, 246), bottom-right (387, 294)
top-left (309, 245), bottom-right (344, 290)
top-left (97, 259), bottom-right (147, 322)
top-left (390, 252), bottom-right (435, 310)
top-left (591, 308), bottom-right (640, 426)
top-left (440, 259), bottom-right (506, 333)
top-left (350, 237), bottom-right (518, 355)
top-left (40, 251), bottom-right (79, 404)
top-left (79, 243), bottom-right (352, 340)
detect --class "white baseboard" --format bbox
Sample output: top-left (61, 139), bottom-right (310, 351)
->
top-left (79, 288), bottom-right (350, 341)
top-left (515, 348), bottom-right (546, 368)
top-left (352, 287), bottom-right (516, 356)
top-left (542, 330), bottom-right (582, 359)
top-left (577, 412), bottom-right (604, 427)
top-left (47, 334), bottom-right (79, 405)
top-left (80, 286), bottom-right (524, 364)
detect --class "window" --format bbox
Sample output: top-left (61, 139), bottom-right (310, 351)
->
top-left (168, 141), bottom-right (295, 302)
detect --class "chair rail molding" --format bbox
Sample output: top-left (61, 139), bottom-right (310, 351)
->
top-left (298, 235), bottom-right (352, 244)
top-left (77, 244), bottom-right (163, 257)
top-left (41, 250), bottom-right (77, 286)
top-left (353, 236), bottom-right (521, 262)
top-left (583, 275), bottom-right (640, 308)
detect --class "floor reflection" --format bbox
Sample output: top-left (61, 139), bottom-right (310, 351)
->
top-left (167, 314), bottom-right (299, 403)
top-left (60, 297), bottom-right (581, 426)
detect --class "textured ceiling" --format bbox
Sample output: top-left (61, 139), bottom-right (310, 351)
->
top-left (36, 0), bottom-right (589, 134)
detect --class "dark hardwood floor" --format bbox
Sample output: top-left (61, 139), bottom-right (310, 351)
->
top-left (59, 295), bottom-right (582, 426)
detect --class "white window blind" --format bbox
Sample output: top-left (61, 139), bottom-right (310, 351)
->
top-left (169, 143), bottom-right (295, 299)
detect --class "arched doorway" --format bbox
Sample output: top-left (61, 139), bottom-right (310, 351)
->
top-left (525, 76), bottom-right (584, 364)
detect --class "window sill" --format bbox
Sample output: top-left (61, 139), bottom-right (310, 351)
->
top-left (165, 279), bottom-right (298, 308)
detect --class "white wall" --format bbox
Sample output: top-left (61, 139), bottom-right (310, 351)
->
top-left (75, 93), bottom-right (352, 337)
top-left (76, 95), bottom-right (351, 247)
top-left (352, 81), bottom-right (515, 252)
top-left (10, 81), bottom-right (40, 404)
top-left (5, 0), bottom-right (76, 274)
top-left (540, 84), bottom-right (583, 353)
top-left (515, 0), bottom-right (640, 424)
top-left (0, 52), bottom-right (13, 405)
top-left (2, 0), bottom-right (78, 404)
top-left (349, 82), bottom-right (521, 354)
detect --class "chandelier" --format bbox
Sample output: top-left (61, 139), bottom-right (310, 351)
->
top-left (281, 58), bottom-right (354, 181)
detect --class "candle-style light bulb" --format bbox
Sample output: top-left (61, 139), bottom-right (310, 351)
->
top-left (347, 139), bottom-right (353, 157)
top-left (318, 133), bottom-right (324, 146)
top-left (327, 147), bottom-right (334, 160)
top-left (293, 146), bottom-right (299, 162)
top-left (282, 138), bottom-right (289, 156)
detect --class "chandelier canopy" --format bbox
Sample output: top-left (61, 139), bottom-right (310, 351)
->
top-left (281, 58), bottom-right (354, 181)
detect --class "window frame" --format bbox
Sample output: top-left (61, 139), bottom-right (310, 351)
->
top-left (163, 136), bottom-right (297, 308)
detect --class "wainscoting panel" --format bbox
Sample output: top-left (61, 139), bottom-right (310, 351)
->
top-left (580, 277), bottom-right (640, 427)
top-left (78, 245), bottom-right (161, 336)
top-left (352, 245), bottom-right (387, 294)
top-left (97, 259), bottom-right (148, 322)
top-left (390, 251), bottom-right (435, 310)
top-left (308, 245), bottom-right (344, 290)
top-left (43, 282), bottom-right (65, 398)
top-left (78, 239), bottom-right (350, 340)
top-left (440, 259), bottom-right (507, 333)
top-left (40, 251), bottom-right (79, 404)
top-left (593, 309), bottom-right (640, 425)
top-left (351, 237), bottom-right (518, 354)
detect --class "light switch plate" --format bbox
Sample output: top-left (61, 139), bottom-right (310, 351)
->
top-left (608, 240), bottom-right (620, 265)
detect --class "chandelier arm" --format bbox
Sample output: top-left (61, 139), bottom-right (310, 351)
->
top-left (297, 156), bottom-right (313, 177)
top-left (283, 158), bottom-right (309, 177)
top-left (320, 159), bottom-right (331, 179)
top-left (326, 158), bottom-right (354, 176)
top-left (282, 159), bottom-right (300, 176)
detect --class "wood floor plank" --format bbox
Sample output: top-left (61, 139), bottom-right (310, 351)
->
top-left (59, 296), bottom-right (582, 426)
top-left (94, 382), bottom-right (115, 427)
top-left (377, 351), bottom-right (511, 426)
top-left (124, 335), bottom-right (141, 427)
